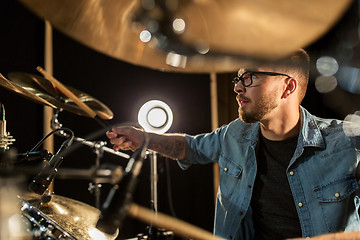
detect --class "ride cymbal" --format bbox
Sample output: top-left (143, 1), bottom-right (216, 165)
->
top-left (19, 0), bottom-right (352, 73)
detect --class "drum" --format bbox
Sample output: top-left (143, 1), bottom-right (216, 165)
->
top-left (19, 192), bottom-right (119, 240)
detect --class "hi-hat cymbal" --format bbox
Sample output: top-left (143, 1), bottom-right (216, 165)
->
top-left (7, 72), bottom-right (113, 119)
top-left (20, 192), bottom-right (118, 240)
top-left (19, 0), bottom-right (352, 73)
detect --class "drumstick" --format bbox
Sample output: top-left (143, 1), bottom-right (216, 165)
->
top-left (129, 203), bottom-right (225, 240)
top-left (36, 66), bottom-right (97, 118)
top-left (289, 231), bottom-right (360, 240)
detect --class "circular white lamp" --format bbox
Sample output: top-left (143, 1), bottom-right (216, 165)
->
top-left (138, 100), bottom-right (173, 134)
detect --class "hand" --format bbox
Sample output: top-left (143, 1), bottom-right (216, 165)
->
top-left (106, 126), bottom-right (145, 152)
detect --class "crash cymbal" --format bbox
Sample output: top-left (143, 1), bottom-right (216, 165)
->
top-left (20, 192), bottom-right (118, 240)
top-left (8, 72), bottom-right (113, 119)
top-left (0, 73), bottom-right (56, 108)
top-left (19, 0), bottom-right (351, 73)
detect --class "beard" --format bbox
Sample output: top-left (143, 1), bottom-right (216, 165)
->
top-left (238, 93), bottom-right (279, 123)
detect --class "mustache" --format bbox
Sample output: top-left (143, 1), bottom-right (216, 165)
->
top-left (236, 95), bottom-right (250, 102)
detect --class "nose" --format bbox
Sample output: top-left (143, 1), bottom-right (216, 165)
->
top-left (234, 81), bottom-right (245, 94)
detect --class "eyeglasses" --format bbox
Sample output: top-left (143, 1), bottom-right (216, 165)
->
top-left (232, 71), bottom-right (292, 87)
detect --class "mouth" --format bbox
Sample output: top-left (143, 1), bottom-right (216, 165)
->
top-left (236, 96), bottom-right (250, 106)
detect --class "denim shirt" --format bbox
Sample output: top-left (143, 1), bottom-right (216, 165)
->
top-left (179, 106), bottom-right (360, 239)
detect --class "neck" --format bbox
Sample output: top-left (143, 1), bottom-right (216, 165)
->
top-left (259, 107), bottom-right (301, 141)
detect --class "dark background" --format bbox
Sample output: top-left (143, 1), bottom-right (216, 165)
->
top-left (1, 1), bottom-right (360, 239)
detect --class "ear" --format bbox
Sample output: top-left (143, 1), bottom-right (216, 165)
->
top-left (281, 78), bottom-right (298, 99)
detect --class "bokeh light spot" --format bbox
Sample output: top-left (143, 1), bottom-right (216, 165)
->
top-left (316, 56), bottom-right (339, 76)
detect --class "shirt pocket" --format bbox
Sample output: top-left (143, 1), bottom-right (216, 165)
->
top-left (314, 175), bottom-right (358, 202)
top-left (218, 155), bottom-right (243, 199)
top-left (313, 175), bottom-right (359, 231)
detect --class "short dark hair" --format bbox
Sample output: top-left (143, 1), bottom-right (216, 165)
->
top-left (275, 49), bottom-right (310, 103)
top-left (260, 49), bottom-right (309, 103)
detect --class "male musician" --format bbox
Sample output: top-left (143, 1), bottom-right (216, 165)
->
top-left (107, 49), bottom-right (360, 239)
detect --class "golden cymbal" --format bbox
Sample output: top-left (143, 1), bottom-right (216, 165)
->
top-left (20, 192), bottom-right (119, 240)
top-left (19, 0), bottom-right (352, 73)
top-left (7, 72), bottom-right (113, 119)
top-left (0, 73), bottom-right (56, 108)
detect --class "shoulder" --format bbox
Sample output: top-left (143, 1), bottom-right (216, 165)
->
top-left (301, 106), bottom-right (358, 149)
top-left (219, 118), bottom-right (260, 141)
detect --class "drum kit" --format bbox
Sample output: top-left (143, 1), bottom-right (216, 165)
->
top-left (0, 67), bottom-right (125, 240)
top-left (0, 68), bottom-right (226, 240)
top-left (1, 0), bottom-right (358, 239)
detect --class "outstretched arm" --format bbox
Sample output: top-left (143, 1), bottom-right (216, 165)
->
top-left (107, 126), bottom-right (187, 160)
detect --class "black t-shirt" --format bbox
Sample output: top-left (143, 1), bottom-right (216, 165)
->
top-left (251, 134), bottom-right (302, 240)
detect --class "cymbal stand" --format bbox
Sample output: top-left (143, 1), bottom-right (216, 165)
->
top-left (149, 151), bottom-right (158, 213)
top-left (142, 151), bottom-right (173, 240)
top-left (50, 109), bottom-right (130, 208)
top-left (89, 140), bottom-right (105, 209)
top-left (50, 110), bottom-right (130, 159)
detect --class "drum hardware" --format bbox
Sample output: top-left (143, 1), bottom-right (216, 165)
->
top-left (1, 67), bottom-right (216, 239)
top-left (50, 109), bottom-right (130, 208)
top-left (137, 151), bottom-right (175, 240)
top-left (130, 229), bottom-right (174, 240)
top-left (55, 164), bottom-right (124, 185)
top-left (0, 103), bottom-right (15, 151)
top-left (89, 139), bottom-right (105, 209)
top-left (96, 135), bottom-right (149, 235)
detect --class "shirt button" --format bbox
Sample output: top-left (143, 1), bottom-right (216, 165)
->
top-left (239, 211), bottom-right (244, 215)
top-left (298, 202), bottom-right (303, 207)
top-left (248, 185), bottom-right (252, 188)
top-left (224, 168), bottom-right (228, 172)
top-left (335, 193), bottom-right (340, 198)
top-left (289, 171), bottom-right (294, 176)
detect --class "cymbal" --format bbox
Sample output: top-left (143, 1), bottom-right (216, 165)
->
top-left (19, 0), bottom-right (352, 73)
top-left (7, 72), bottom-right (113, 119)
top-left (20, 192), bottom-right (119, 240)
top-left (0, 73), bottom-right (56, 108)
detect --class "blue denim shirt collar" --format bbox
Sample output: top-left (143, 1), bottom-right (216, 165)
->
top-left (300, 106), bottom-right (326, 149)
top-left (233, 106), bottom-right (327, 150)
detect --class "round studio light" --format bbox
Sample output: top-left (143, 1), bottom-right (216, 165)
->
top-left (138, 100), bottom-right (173, 134)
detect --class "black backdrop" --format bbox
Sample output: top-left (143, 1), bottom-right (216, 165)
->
top-left (1, 0), bottom-right (360, 239)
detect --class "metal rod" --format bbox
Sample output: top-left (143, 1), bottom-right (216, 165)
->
top-left (149, 151), bottom-right (158, 213)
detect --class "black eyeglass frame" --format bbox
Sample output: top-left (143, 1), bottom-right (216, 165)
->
top-left (232, 71), bottom-right (292, 87)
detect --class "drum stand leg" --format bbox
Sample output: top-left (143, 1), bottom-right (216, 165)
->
top-left (146, 152), bottom-right (173, 240)
top-left (89, 142), bottom-right (105, 209)
top-left (150, 151), bottom-right (158, 213)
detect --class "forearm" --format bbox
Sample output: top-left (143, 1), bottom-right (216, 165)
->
top-left (147, 132), bottom-right (187, 160)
